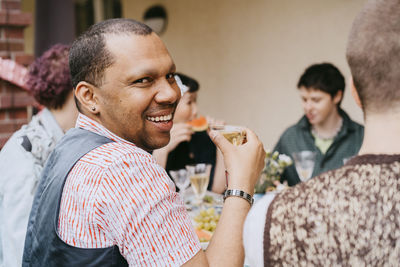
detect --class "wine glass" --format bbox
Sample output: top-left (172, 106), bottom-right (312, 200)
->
top-left (169, 169), bottom-right (190, 200)
top-left (186, 163), bottom-right (212, 205)
top-left (210, 125), bottom-right (246, 146)
top-left (291, 151), bottom-right (316, 182)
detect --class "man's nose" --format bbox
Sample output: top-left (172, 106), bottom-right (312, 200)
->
top-left (303, 101), bottom-right (312, 111)
top-left (155, 80), bottom-right (180, 104)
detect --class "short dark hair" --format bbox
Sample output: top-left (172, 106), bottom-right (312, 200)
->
top-left (175, 72), bottom-right (199, 92)
top-left (346, 0), bottom-right (400, 114)
top-left (26, 44), bottom-right (72, 109)
top-left (297, 63), bottom-right (345, 105)
top-left (69, 18), bottom-right (153, 89)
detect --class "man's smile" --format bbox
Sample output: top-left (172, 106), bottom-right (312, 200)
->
top-left (146, 113), bottom-right (173, 122)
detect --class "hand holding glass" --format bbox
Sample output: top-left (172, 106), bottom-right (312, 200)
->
top-left (186, 163), bottom-right (212, 205)
top-left (292, 151), bottom-right (316, 182)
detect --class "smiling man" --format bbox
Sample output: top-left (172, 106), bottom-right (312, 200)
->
top-left (22, 19), bottom-right (266, 266)
top-left (274, 63), bottom-right (364, 186)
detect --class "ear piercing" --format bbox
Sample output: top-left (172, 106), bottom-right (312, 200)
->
top-left (91, 106), bottom-right (96, 111)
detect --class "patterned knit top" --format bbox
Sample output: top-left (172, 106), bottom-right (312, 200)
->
top-left (264, 154), bottom-right (400, 266)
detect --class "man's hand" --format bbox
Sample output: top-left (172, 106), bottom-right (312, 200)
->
top-left (209, 128), bottom-right (265, 193)
top-left (183, 127), bottom-right (266, 267)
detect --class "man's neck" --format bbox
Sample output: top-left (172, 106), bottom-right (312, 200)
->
top-left (359, 112), bottom-right (400, 155)
top-left (49, 93), bottom-right (78, 133)
top-left (50, 108), bottom-right (75, 133)
top-left (311, 108), bottom-right (342, 138)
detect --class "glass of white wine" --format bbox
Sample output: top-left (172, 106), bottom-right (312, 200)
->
top-left (292, 151), bottom-right (316, 182)
top-left (186, 163), bottom-right (212, 205)
top-left (210, 125), bottom-right (246, 146)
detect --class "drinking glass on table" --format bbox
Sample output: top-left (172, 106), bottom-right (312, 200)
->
top-left (210, 125), bottom-right (246, 146)
top-left (186, 163), bottom-right (212, 205)
top-left (169, 169), bottom-right (190, 200)
top-left (292, 151), bottom-right (316, 182)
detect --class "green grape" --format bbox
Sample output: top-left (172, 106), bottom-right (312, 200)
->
top-left (194, 207), bottom-right (221, 232)
top-left (200, 210), bottom-right (208, 217)
top-left (207, 208), bottom-right (215, 215)
top-left (197, 222), bottom-right (204, 229)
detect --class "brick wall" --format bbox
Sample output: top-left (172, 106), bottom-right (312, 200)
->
top-left (0, 0), bottom-right (34, 149)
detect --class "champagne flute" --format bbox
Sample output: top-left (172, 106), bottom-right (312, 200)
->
top-left (292, 151), bottom-right (316, 182)
top-left (186, 163), bottom-right (212, 206)
top-left (169, 169), bottom-right (190, 200)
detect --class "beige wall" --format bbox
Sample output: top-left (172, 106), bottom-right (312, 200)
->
top-left (123, 0), bottom-right (367, 149)
top-left (21, 0), bottom-right (368, 148)
top-left (22, 0), bottom-right (35, 55)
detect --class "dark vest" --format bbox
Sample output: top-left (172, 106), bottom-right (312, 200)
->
top-left (23, 128), bottom-right (129, 267)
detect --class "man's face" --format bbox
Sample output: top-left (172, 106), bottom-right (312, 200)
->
top-left (94, 33), bottom-right (180, 151)
top-left (299, 87), bottom-right (340, 126)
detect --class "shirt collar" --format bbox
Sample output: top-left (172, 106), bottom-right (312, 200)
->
top-left (75, 113), bottom-right (135, 146)
top-left (298, 108), bottom-right (356, 133)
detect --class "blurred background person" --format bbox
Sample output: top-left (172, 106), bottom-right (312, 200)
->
top-left (153, 73), bottom-right (226, 193)
top-left (274, 63), bottom-right (364, 186)
top-left (0, 44), bottom-right (77, 267)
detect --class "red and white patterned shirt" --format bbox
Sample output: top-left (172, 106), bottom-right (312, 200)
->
top-left (58, 113), bottom-right (200, 266)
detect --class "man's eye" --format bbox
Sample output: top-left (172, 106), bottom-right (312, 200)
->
top-left (134, 77), bottom-right (151, 84)
top-left (166, 73), bottom-right (175, 80)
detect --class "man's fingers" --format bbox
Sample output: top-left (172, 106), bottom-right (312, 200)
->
top-left (243, 127), bottom-right (260, 144)
top-left (208, 130), bottom-right (232, 155)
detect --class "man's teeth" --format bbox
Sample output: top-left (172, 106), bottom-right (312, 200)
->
top-left (147, 114), bottom-right (172, 122)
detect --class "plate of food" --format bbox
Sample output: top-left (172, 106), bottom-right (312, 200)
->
top-left (184, 188), bottom-right (223, 210)
top-left (189, 206), bottom-right (222, 249)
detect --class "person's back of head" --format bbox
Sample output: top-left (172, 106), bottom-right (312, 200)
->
top-left (346, 0), bottom-right (400, 115)
top-left (26, 44), bottom-right (72, 110)
top-left (297, 62), bottom-right (345, 106)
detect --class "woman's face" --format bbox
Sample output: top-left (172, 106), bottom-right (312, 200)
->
top-left (173, 91), bottom-right (198, 123)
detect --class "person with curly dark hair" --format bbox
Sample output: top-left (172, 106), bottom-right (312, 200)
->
top-left (0, 44), bottom-right (78, 267)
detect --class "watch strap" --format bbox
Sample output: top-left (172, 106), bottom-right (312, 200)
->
top-left (223, 189), bottom-right (254, 206)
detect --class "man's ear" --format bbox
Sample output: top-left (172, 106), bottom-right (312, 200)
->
top-left (333, 90), bottom-right (343, 105)
top-left (75, 81), bottom-right (99, 114)
top-left (350, 77), bottom-right (362, 109)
